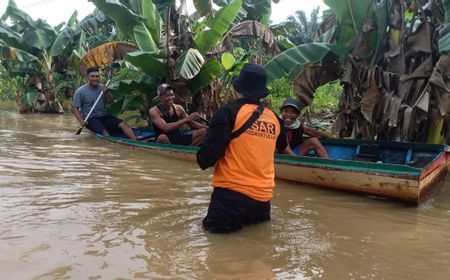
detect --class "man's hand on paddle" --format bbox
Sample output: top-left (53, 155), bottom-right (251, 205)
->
top-left (79, 119), bottom-right (87, 127)
top-left (183, 111), bottom-right (208, 129)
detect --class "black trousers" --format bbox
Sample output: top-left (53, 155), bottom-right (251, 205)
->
top-left (203, 187), bottom-right (271, 233)
top-left (86, 115), bottom-right (122, 134)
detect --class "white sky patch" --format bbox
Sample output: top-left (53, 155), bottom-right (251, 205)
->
top-left (0, 0), bottom-right (327, 27)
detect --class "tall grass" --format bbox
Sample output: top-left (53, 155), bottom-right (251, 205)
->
top-left (310, 80), bottom-right (342, 113)
top-left (267, 78), bottom-right (342, 114)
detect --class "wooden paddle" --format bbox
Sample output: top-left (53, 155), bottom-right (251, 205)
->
top-left (75, 79), bottom-right (111, 135)
top-left (198, 115), bottom-right (210, 126)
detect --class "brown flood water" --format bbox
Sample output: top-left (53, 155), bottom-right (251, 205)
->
top-left (1, 101), bottom-right (450, 279)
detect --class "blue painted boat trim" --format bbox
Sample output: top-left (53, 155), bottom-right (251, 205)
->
top-left (97, 133), bottom-right (447, 177)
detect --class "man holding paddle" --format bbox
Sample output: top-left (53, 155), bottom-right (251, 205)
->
top-left (72, 67), bottom-right (138, 139)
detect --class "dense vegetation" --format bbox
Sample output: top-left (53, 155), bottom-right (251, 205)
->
top-left (2, 0), bottom-right (450, 143)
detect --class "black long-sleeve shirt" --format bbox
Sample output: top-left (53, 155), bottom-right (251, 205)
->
top-left (196, 98), bottom-right (288, 170)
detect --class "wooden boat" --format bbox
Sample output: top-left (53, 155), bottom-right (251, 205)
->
top-left (96, 128), bottom-right (450, 205)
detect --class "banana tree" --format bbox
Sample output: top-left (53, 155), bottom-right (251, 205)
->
top-left (50, 11), bottom-right (117, 96)
top-left (212, 0), bottom-right (279, 25)
top-left (89, 0), bottom-right (294, 121)
top-left (88, 0), bottom-right (166, 122)
top-left (264, 0), bottom-right (450, 144)
top-left (270, 7), bottom-right (321, 47)
top-left (188, 0), bottom-right (284, 113)
top-left (89, 0), bottom-right (243, 117)
top-left (0, 0), bottom-right (67, 113)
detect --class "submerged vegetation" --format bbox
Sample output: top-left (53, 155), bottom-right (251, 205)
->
top-left (2, 0), bottom-right (450, 144)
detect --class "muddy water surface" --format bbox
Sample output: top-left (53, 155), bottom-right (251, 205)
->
top-left (1, 102), bottom-right (450, 279)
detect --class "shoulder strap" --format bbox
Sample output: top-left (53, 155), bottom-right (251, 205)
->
top-left (156, 104), bottom-right (167, 117)
top-left (230, 102), bottom-right (265, 140)
top-left (172, 105), bottom-right (178, 117)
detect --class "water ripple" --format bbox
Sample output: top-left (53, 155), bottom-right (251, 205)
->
top-left (1, 106), bottom-right (450, 279)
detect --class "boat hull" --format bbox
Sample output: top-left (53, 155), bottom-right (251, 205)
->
top-left (96, 134), bottom-right (449, 205)
top-left (274, 157), bottom-right (448, 204)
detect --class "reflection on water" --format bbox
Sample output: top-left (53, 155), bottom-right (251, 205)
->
top-left (1, 103), bottom-right (450, 279)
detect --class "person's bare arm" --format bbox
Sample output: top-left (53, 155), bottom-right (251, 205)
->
top-left (177, 106), bottom-right (208, 129)
top-left (283, 144), bottom-right (297, 156)
top-left (149, 106), bottom-right (191, 133)
top-left (72, 107), bottom-right (85, 126)
top-left (103, 85), bottom-right (114, 104)
top-left (303, 125), bottom-right (330, 138)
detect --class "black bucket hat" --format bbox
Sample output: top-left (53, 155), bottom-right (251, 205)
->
top-left (231, 63), bottom-right (270, 99)
top-left (281, 98), bottom-right (303, 113)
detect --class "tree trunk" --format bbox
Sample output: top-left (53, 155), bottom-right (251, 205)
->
top-left (35, 72), bottom-right (64, 114)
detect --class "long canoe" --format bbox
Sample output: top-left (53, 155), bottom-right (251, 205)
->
top-left (95, 128), bottom-right (450, 205)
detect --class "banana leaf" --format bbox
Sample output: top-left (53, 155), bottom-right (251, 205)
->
top-left (141, 0), bottom-right (161, 45)
top-left (2, 1), bottom-right (55, 39)
top-left (221, 52), bottom-right (236, 70)
top-left (242, 0), bottom-right (272, 26)
top-left (79, 42), bottom-right (138, 74)
top-left (66, 11), bottom-right (79, 27)
top-left (0, 45), bottom-right (38, 63)
top-left (264, 43), bottom-right (346, 82)
top-left (50, 14), bottom-right (109, 56)
top-left (439, 0), bottom-right (450, 53)
top-left (175, 48), bottom-right (205, 80)
top-left (222, 20), bottom-right (277, 52)
top-left (23, 29), bottom-right (53, 51)
top-left (194, 0), bottom-right (213, 17)
top-left (133, 23), bottom-right (158, 52)
top-left (2, 0), bottom-right (34, 24)
top-left (126, 51), bottom-right (167, 77)
top-left (276, 35), bottom-right (295, 49)
top-left (0, 25), bottom-right (23, 49)
top-left (109, 79), bottom-right (155, 95)
top-left (91, 0), bottom-right (142, 40)
top-left (188, 59), bottom-right (222, 94)
top-left (194, 0), bottom-right (242, 54)
top-left (19, 90), bottom-right (39, 106)
top-left (323, 0), bottom-right (372, 48)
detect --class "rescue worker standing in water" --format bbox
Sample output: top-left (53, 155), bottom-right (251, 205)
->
top-left (197, 63), bottom-right (295, 233)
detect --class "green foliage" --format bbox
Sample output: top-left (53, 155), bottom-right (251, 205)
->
top-left (221, 52), bottom-right (236, 70)
top-left (242, 0), bottom-right (272, 25)
top-left (50, 13), bottom-right (113, 57)
top-left (264, 43), bottom-right (345, 82)
top-left (175, 48), bottom-right (205, 79)
top-left (0, 0), bottom-right (80, 112)
top-left (193, 0), bottom-right (242, 54)
top-left (140, 0), bottom-right (161, 45)
top-left (440, 0), bottom-right (450, 53)
top-left (19, 88), bottom-right (39, 106)
top-left (51, 72), bottom-right (76, 111)
top-left (126, 51), bottom-right (167, 76)
top-left (310, 80), bottom-right (342, 113)
top-left (107, 70), bottom-right (159, 123)
top-left (194, 0), bottom-right (213, 17)
top-left (267, 78), bottom-right (342, 114)
top-left (281, 7), bottom-right (320, 46)
top-left (215, 48), bottom-right (250, 99)
top-left (133, 22), bottom-right (158, 52)
top-left (91, 0), bottom-right (160, 53)
top-left (111, 67), bottom-right (140, 82)
top-left (267, 78), bottom-right (294, 112)
top-left (188, 59), bottom-right (222, 94)
top-left (91, 0), bottom-right (141, 40)
top-left (0, 65), bottom-right (22, 100)
top-left (323, 0), bottom-right (371, 48)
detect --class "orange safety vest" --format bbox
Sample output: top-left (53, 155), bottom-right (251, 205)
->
top-left (211, 104), bottom-right (281, 202)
